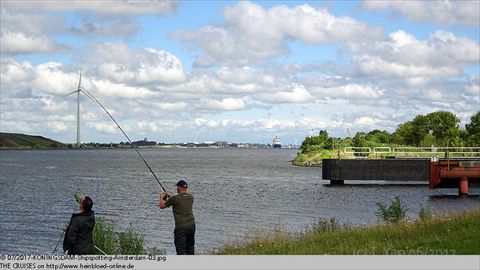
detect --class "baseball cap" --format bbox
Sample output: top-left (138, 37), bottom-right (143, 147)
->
top-left (176, 180), bottom-right (188, 188)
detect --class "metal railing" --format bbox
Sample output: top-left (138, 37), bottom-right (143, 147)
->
top-left (343, 147), bottom-right (371, 159)
top-left (340, 147), bottom-right (480, 159)
top-left (393, 147), bottom-right (480, 158)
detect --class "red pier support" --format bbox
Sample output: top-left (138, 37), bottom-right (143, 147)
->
top-left (429, 161), bottom-right (480, 196)
top-left (459, 176), bottom-right (468, 196)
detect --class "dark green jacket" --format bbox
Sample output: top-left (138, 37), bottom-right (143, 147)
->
top-left (63, 211), bottom-right (95, 255)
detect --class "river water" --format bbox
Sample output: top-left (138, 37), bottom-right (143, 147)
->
top-left (1, 148), bottom-right (479, 254)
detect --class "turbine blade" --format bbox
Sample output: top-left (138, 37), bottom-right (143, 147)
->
top-left (78, 68), bottom-right (83, 89)
top-left (63, 90), bottom-right (79, 97)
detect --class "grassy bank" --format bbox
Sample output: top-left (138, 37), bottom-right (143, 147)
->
top-left (292, 149), bottom-right (348, 166)
top-left (0, 132), bottom-right (65, 149)
top-left (217, 209), bottom-right (480, 255)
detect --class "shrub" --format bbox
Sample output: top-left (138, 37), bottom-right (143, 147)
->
top-left (312, 218), bottom-right (341, 233)
top-left (93, 218), bottom-right (165, 255)
top-left (418, 205), bottom-right (434, 221)
top-left (118, 226), bottom-right (144, 254)
top-left (375, 197), bottom-right (407, 223)
top-left (93, 218), bottom-right (117, 254)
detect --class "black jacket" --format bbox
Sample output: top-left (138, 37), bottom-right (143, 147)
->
top-left (63, 210), bottom-right (95, 255)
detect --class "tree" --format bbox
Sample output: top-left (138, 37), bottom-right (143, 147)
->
top-left (392, 112), bottom-right (461, 147)
top-left (299, 130), bottom-right (330, 154)
top-left (353, 132), bottom-right (367, 147)
top-left (410, 115), bottom-right (430, 146)
top-left (425, 111), bottom-right (460, 146)
top-left (392, 118), bottom-right (427, 146)
top-left (466, 111), bottom-right (480, 146)
top-left (367, 129), bottom-right (391, 144)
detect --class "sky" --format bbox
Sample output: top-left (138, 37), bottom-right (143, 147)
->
top-left (1, 0), bottom-right (479, 145)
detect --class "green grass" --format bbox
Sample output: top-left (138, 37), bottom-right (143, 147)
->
top-left (293, 150), bottom-right (341, 166)
top-left (93, 218), bottom-right (165, 255)
top-left (217, 209), bottom-right (480, 255)
top-left (0, 132), bottom-right (65, 149)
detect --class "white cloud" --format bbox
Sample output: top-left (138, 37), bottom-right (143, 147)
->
top-left (405, 77), bottom-right (431, 87)
top-left (0, 59), bottom-right (34, 82)
top-left (0, 9), bottom-right (68, 55)
top-left (465, 83), bottom-right (480, 96)
top-left (47, 121), bottom-right (69, 133)
top-left (28, 61), bottom-right (156, 99)
top-left (362, 0), bottom-right (480, 26)
top-left (88, 122), bottom-right (120, 134)
top-left (217, 66), bottom-right (274, 86)
top-left (354, 116), bottom-right (379, 126)
top-left (349, 30), bottom-right (480, 78)
top-left (3, 1), bottom-right (178, 15)
top-left (1, 1), bottom-right (176, 55)
top-left (0, 8), bottom-right (64, 35)
top-left (423, 89), bottom-right (444, 102)
top-left (153, 102), bottom-right (188, 111)
top-left (255, 85), bottom-right (313, 104)
top-left (69, 19), bottom-right (141, 37)
top-left (41, 97), bottom-right (70, 114)
top-left (163, 67), bottom-right (273, 97)
top-left (32, 62), bottom-right (80, 95)
top-left (202, 98), bottom-right (246, 111)
top-left (92, 43), bottom-right (186, 85)
top-left (194, 118), bottom-right (220, 128)
top-left (0, 31), bottom-right (68, 55)
top-left (91, 80), bottom-right (154, 99)
top-left (136, 121), bottom-right (160, 133)
top-left (175, 1), bottom-right (382, 64)
top-left (137, 48), bottom-right (186, 84)
top-left (192, 116), bottom-right (338, 134)
top-left (311, 83), bottom-right (384, 100)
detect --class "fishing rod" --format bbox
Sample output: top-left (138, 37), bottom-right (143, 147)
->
top-left (79, 86), bottom-right (167, 193)
top-left (51, 228), bottom-right (64, 255)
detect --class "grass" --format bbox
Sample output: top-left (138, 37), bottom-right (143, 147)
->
top-left (93, 218), bottom-right (165, 255)
top-left (292, 149), bottom-right (370, 166)
top-left (0, 132), bottom-right (65, 149)
top-left (293, 150), bottom-right (340, 166)
top-left (216, 209), bottom-right (480, 255)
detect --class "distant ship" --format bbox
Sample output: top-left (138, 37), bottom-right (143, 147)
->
top-left (273, 136), bottom-right (281, 148)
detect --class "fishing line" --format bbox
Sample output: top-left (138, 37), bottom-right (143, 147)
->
top-left (79, 86), bottom-right (167, 193)
top-left (52, 228), bottom-right (64, 255)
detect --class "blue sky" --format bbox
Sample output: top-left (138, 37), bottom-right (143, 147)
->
top-left (1, 0), bottom-right (479, 144)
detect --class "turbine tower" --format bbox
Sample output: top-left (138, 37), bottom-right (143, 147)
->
top-left (65, 69), bottom-right (83, 147)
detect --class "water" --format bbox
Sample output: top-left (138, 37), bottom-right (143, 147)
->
top-left (1, 149), bottom-right (479, 254)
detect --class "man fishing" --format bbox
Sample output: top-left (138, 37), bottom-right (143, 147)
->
top-left (63, 196), bottom-right (95, 255)
top-left (159, 180), bottom-right (196, 255)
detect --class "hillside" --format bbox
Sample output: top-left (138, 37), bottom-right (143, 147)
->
top-left (0, 132), bottom-right (65, 149)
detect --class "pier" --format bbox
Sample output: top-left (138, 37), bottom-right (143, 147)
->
top-left (322, 147), bottom-right (480, 196)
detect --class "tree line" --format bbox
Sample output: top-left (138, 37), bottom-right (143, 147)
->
top-left (300, 111), bottom-right (479, 155)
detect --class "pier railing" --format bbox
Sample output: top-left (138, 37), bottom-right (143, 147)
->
top-left (342, 147), bottom-right (480, 159)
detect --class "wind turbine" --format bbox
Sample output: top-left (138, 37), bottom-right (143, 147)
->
top-left (193, 131), bottom-right (200, 144)
top-left (64, 69), bottom-right (83, 147)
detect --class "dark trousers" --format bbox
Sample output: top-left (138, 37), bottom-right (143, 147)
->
top-left (174, 224), bottom-right (195, 255)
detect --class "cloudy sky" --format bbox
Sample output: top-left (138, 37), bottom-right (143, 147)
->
top-left (1, 0), bottom-right (479, 144)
